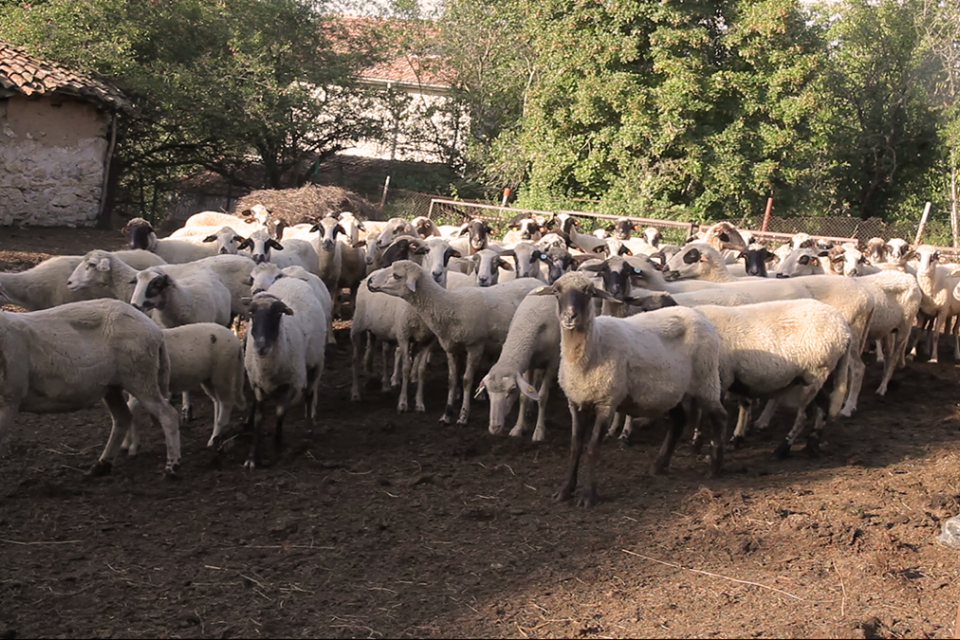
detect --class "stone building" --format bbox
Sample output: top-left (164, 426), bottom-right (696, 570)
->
top-left (0, 40), bottom-right (130, 227)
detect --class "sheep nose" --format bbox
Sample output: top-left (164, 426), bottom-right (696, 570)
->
top-left (432, 271), bottom-right (443, 283)
top-left (219, 247), bottom-right (228, 254)
top-left (254, 255), bottom-right (266, 264)
top-left (323, 240), bottom-right (335, 251)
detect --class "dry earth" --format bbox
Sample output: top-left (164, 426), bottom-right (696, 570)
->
top-left (0, 226), bottom-right (959, 639)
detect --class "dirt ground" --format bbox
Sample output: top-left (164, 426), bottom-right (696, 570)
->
top-left (1, 226), bottom-right (959, 639)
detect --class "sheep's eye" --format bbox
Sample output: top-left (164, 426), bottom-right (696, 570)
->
top-left (632, 268), bottom-right (643, 275)
top-left (392, 273), bottom-right (401, 280)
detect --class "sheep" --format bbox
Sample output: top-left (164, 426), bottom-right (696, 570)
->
top-left (0, 250), bottom-right (166, 311)
top-left (192, 225), bottom-right (253, 255)
top-left (243, 277), bottom-right (328, 469)
top-left (122, 323), bottom-right (246, 455)
top-left (548, 213), bottom-right (607, 253)
top-left (449, 218), bottom-right (497, 256)
top-left (411, 215), bottom-right (442, 238)
top-left (502, 213), bottom-right (545, 245)
top-left (366, 260), bottom-right (543, 425)
top-left (592, 228), bottom-right (610, 240)
top-left (739, 243), bottom-right (778, 277)
top-left (669, 298), bottom-right (854, 458)
top-left (475, 293), bottom-right (561, 442)
top-left (130, 266), bottom-right (233, 329)
top-left (912, 246), bottom-right (960, 363)
top-left (122, 217), bottom-right (221, 263)
top-left (237, 228), bottom-right (320, 277)
top-left (689, 221), bottom-right (749, 256)
top-left (181, 210), bottom-right (244, 229)
top-left (308, 216), bottom-right (348, 314)
top-left (470, 248), bottom-right (514, 287)
top-left (248, 261), bottom-right (336, 345)
top-left (375, 217), bottom-right (421, 250)
top-left (66, 250), bottom-right (256, 321)
top-left (500, 242), bottom-right (548, 282)
top-left (0, 296), bottom-right (182, 477)
top-left (531, 272), bottom-right (727, 507)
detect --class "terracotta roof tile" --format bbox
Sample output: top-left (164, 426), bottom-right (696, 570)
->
top-left (0, 39), bottom-right (131, 110)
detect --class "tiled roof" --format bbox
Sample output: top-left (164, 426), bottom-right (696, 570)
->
top-left (0, 39), bottom-right (131, 111)
top-left (327, 16), bottom-right (454, 89)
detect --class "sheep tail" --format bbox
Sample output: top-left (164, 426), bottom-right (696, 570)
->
top-left (157, 337), bottom-right (172, 399)
top-left (828, 334), bottom-right (855, 419)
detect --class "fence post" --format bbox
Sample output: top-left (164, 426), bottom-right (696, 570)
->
top-left (501, 187), bottom-right (512, 207)
top-left (379, 175), bottom-right (391, 212)
top-left (914, 201), bottom-right (933, 246)
top-left (761, 197), bottom-right (773, 232)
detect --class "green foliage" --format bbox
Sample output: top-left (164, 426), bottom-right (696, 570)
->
top-left (494, 0), bottom-right (830, 222)
top-left (0, 0), bottom-right (388, 219)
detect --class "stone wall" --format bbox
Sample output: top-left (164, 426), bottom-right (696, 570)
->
top-left (0, 95), bottom-right (110, 227)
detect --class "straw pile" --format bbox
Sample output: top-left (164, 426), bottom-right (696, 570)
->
top-left (232, 185), bottom-right (382, 225)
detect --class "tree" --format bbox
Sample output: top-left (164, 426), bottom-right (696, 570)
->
top-left (0, 0), bottom-right (388, 216)
top-left (809, 0), bottom-right (942, 221)
top-left (482, 0), bottom-right (830, 221)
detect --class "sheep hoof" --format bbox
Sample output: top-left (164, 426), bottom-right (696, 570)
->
top-left (689, 434), bottom-right (703, 454)
top-left (415, 404), bottom-right (426, 413)
top-left (164, 466), bottom-right (182, 480)
top-left (552, 486), bottom-right (574, 502)
top-left (576, 489), bottom-right (599, 508)
top-left (456, 418), bottom-right (469, 427)
top-left (350, 391), bottom-right (361, 402)
top-left (773, 441), bottom-right (792, 459)
top-left (649, 459), bottom-right (669, 475)
top-left (86, 460), bottom-right (112, 477)
top-left (243, 456), bottom-right (258, 471)
top-left (180, 407), bottom-right (192, 422)
top-left (729, 435), bottom-right (745, 450)
top-left (397, 402), bottom-right (408, 414)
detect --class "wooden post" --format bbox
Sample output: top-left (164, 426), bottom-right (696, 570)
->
top-left (379, 175), bottom-right (391, 211)
top-left (914, 201), bottom-right (933, 246)
top-left (761, 197), bottom-right (774, 232)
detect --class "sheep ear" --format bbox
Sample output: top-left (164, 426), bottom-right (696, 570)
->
top-left (335, 224), bottom-right (346, 236)
top-left (309, 223), bottom-right (321, 232)
top-left (626, 292), bottom-right (677, 311)
top-left (281, 303), bottom-right (294, 316)
top-left (237, 238), bottom-right (251, 250)
top-left (268, 239), bottom-right (284, 251)
top-left (531, 285), bottom-right (556, 296)
top-left (619, 245), bottom-right (633, 256)
top-left (474, 378), bottom-right (488, 400)
top-left (515, 372), bottom-right (539, 401)
top-left (353, 239), bottom-right (367, 248)
top-left (96, 258), bottom-right (111, 272)
top-left (243, 277), bottom-right (254, 286)
top-left (202, 234), bottom-right (217, 243)
top-left (592, 245), bottom-right (607, 254)
top-left (498, 258), bottom-right (514, 271)
top-left (405, 273), bottom-right (417, 292)
top-left (355, 220), bottom-right (366, 231)
top-left (592, 288), bottom-right (620, 302)
top-left (457, 224), bottom-right (471, 237)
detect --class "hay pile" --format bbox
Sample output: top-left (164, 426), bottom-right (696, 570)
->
top-left (232, 185), bottom-right (382, 225)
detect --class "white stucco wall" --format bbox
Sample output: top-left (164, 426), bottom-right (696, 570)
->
top-left (0, 95), bottom-right (109, 227)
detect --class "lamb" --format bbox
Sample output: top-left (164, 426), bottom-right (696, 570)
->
top-left (0, 296), bottom-right (182, 477)
top-left (0, 250), bottom-right (166, 311)
top-left (475, 293), bottom-right (561, 442)
top-left (122, 217), bottom-right (221, 263)
top-left (366, 260), bottom-right (543, 425)
top-left (243, 276), bottom-right (328, 469)
top-left (531, 272), bottom-right (728, 507)
top-left (123, 323), bottom-right (246, 454)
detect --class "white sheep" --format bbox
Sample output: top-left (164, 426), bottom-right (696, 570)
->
top-left (0, 296), bottom-right (182, 476)
top-left (122, 217), bottom-right (221, 263)
top-left (475, 293), bottom-right (560, 442)
top-left (366, 260), bottom-right (543, 425)
top-left (130, 266), bottom-right (233, 328)
top-left (123, 323), bottom-right (246, 454)
top-left (0, 250), bottom-right (166, 311)
top-left (67, 250), bottom-right (256, 321)
top-left (309, 216), bottom-right (346, 312)
top-left (531, 272), bottom-right (727, 507)
top-left (237, 228), bottom-right (320, 276)
top-left (243, 276), bottom-right (328, 469)
top-left (248, 261), bottom-right (336, 345)
top-left (911, 246), bottom-right (960, 363)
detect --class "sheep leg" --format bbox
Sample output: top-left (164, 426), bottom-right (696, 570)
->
top-left (129, 389), bottom-right (181, 476)
top-left (774, 384), bottom-right (821, 459)
top-left (530, 363), bottom-right (557, 443)
top-left (754, 398), bottom-right (779, 431)
top-left (555, 402), bottom-right (588, 502)
top-left (273, 386), bottom-right (296, 450)
top-left (686, 404), bottom-right (703, 453)
top-left (363, 332), bottom-right (378, 390)
top-left (579, 405), bottom-right (614, 508)
top-left (607, 413), bottom-right (624, 439)
top-left (876, 332), bottom-right (900, 396)
top-left (244, 397), bottom-right (265, 471)
top-left (180, 390), bottom-right (192, 422)
top-left (413, 344), bottom-right (430, 413)
top-left (391, 345), bottom-right (403, 388)
top-left (651, 404), bottom-right (687, 475)
top-left (90, 387), bottom-right (134, 477)
top-left (205, 382), bottom-right (232, 448)
top-left (457, 346), bottom-right (484, 426)
top-left (874, 338), bottom-right (885, 364)
top-left (929, 312), bottom-right (948, 364)
top-left (704, 401), bottom-right (727, 477)
top-left (123, 395), bottom-right (143, 455)
top-left (350, 329), bottom-right (364, 401)
top-left (397, 338), bottom-right (413, 413)
top-left (439, 350), bottom-right (460, 425)
top-left (0, 406), bottom-right (18, 460)
top-left (381, 342), bottom-right (392, 392)
top-left (728, 399), bottom-right (752, 448)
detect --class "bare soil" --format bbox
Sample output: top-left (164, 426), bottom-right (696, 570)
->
top-left (1, 227), bottom-right (959, 639)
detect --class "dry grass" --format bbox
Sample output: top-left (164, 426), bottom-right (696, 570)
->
top-left (233, 184), bottom-right (383, 225)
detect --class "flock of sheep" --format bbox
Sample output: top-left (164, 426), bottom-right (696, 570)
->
top-left (0, 204), bottom-right (952, 506)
